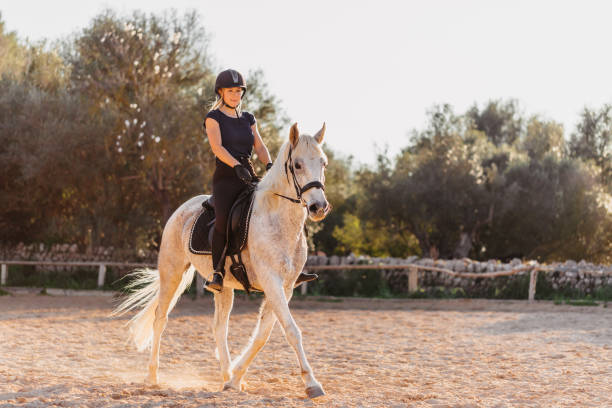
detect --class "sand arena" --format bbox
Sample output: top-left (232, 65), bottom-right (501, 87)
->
top-left (1, 292), bottom-right (611, 407)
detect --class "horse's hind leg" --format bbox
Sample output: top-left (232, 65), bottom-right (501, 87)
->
top-left (224, 299), bottom-right (276, 391)
top-left (146, 254), bottom-right (189, 384)
top-left (213, 287), bottom-right (235, 384)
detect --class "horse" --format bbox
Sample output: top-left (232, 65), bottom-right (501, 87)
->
top-left (113, 122), bottom-right (330, 399)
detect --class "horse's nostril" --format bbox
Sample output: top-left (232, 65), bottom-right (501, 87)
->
top-left (309, 204), bottom-right (318, 213)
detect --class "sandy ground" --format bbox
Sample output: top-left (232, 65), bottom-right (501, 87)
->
top-left (0, 292), bottom-right (611, 408)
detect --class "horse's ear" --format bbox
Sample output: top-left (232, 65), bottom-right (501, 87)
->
top-left (289, 122), bottom-right (299, 147)
top-left (314, 122), bottom-right (326, 144)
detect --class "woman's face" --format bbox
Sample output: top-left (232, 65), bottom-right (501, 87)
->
top-left (221, 87), bottom-right (243, 107)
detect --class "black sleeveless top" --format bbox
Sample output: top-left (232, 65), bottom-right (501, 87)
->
top-left (204, 109), bottom-right (256, 159)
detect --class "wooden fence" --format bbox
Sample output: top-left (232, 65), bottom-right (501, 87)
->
top-left (302, 263), bottom-right (542, 300)
top-left (1, 259), bottom-right (579, 301)
top-left (0, 260), bottom-right (155, 289)
top-left (2, 259), bottom-right (609, 300)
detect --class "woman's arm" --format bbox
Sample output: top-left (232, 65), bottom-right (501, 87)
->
top-left (252, 122), bottom-right (272, 165)
top-left (205, 117), bottom-right (240, 167)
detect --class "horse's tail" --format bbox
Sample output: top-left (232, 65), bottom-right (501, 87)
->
top-left (111, 266), bottom-right (196, 352)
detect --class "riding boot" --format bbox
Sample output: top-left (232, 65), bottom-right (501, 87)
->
top-left (207, 229), bottom-right (227, 293)
top-left (207, 271), bottom-right (224, 293)
top-left (295, 271), bottom-right (319, 287)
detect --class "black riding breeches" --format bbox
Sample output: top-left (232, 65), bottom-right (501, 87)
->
top-left (211, 158), bottom-right (256, 272)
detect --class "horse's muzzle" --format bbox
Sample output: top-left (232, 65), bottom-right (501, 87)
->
top-left (308, 201), bottom-right (331, 221)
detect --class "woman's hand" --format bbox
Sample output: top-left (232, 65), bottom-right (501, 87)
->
top-left (234, 164), bottom-right (252, 184)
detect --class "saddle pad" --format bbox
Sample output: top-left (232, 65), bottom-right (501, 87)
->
top-left (189, 206), bottom-right (215, 254)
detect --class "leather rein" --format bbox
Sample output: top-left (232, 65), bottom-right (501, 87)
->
top-left (273, 144), bottom-right (325, 206)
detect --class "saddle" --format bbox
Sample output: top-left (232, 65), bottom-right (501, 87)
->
top-left (189, 184), bottom-right (257, 292)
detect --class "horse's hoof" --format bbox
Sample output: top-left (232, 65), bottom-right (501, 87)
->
top-left (223, 382), bottom-right (241, 392)
top-left (305, 385), bottom-right (325, 399)
top-left (222, 380), bottom-right (246, 392)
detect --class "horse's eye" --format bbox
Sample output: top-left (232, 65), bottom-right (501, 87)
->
top-left (295, 162), bottom-right (302, 170)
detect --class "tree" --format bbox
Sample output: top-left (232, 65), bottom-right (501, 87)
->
top-left (522, 117), bottom-right (565, 160)
top-left (467, 99), bottom-right (523, 146)
top-left (241, 69), bottom-right (288, 174)
top-left (569, 105), bottom-right (612, 190)
top-left (0, 15), bottom-right (27, 80)
top-left (365, 105), bottom-right (494, 259)
top-left (68, 9), bottom-right (214, 226)
top-left (0, 77), bottom-right (114, 246)
top-left (482, 157), bottom-right (612, 262)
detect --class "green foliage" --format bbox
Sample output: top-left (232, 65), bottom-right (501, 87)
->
top-left (0, 10), bottom-right (288, 250)
top-left (69, 9), bottom-right (214, 228)
top-left (311, 147), bottom-right (358, 254)
top-left (242, 69), bottom-right (288, 171)
top-left (569, 105), bottom-right (612, 190)
top-left (1, 10), bottom-right (611, 265)
top-left (0, 15), bottom-right (27, 80)
top-left (467, 99), bottom-right (523, 146)
top-left (353, 101), bottom-right (612, 263)
top-left (305, 268), bottom-right (392, 297)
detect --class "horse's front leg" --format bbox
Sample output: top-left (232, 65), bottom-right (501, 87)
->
top-left (213, 287), bottom-right (234, 384)
top-left (261, 278), bottom-right (325, 399)
top-left (224, 299), bottom-right (276, 391)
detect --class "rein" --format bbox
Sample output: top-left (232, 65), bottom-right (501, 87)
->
top-left (273, 144), bottom-right (325, 206)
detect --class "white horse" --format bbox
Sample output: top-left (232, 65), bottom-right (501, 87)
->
top-left (113, 123), bottom-right (330, 399)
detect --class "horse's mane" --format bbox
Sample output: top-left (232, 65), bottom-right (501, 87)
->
top-left (257, 141), bottom-right (291, 194)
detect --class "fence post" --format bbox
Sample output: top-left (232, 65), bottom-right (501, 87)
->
top-left (97, 264), bottom-right (106, 288)
top-left (1, 264), bottom-right (7, 286)
top-left (528, 268), bottom-right (538, 302)
top-left (408, 266), bottom-right (418, 294)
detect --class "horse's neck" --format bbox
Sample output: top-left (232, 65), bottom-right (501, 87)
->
top-left (255, 173), bottom-right (307, 237)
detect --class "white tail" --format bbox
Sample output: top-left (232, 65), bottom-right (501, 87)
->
top-left (112, 266), bottom-right (195, 351)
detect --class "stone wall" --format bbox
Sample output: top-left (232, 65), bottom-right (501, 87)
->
top-left (0, 243), bottom-right (157, 273)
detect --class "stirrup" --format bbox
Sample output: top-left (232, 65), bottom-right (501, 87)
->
top-left (205, 271), bottom-right (224, 293)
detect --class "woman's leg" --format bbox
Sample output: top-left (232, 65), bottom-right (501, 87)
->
top-left (209, 175), bottom-right (246, 290)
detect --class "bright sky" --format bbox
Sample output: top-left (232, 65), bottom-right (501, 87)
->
top-left (2, 0), bottom-right (612, 165)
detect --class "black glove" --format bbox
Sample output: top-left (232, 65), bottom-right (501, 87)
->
top-left (266, 162), bottom-right (273, 171)
top-left (234, 163), bottom-right (252, 184)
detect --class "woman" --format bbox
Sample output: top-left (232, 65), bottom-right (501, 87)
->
top-left (204, 69), bottom-right (317, 293)
top-left (203, 69), bottom-right (272, 292)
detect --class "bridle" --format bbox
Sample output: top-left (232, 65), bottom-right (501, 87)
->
top-left (274, 144), bottom-right (325, 206)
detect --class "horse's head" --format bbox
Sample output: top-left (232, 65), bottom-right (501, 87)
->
top-left (284, 122), bottom-right (330, 221)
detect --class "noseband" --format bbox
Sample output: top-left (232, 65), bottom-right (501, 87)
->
top-left (274, 144), bottom-right (325, 206)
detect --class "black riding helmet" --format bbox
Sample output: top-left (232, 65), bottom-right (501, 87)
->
top-left (215, 69), bottom-right (246, 97)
